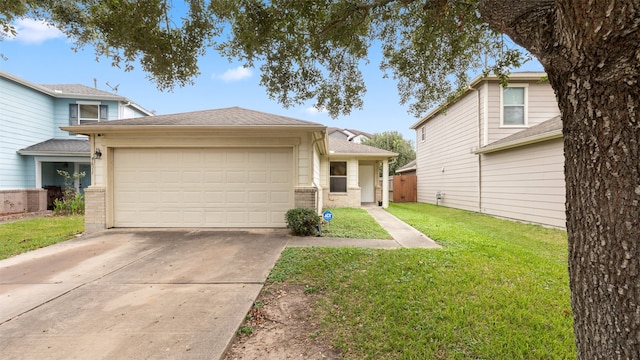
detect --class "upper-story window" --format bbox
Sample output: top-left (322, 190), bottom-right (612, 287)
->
top-left (501, 86), bottom-right (527, 126)
top-left (329, 161), bottom-right (347, 193)
top-left (421, 126), bottom-right (426, 142)
top-left (69, 103), bottom-right (108, 125)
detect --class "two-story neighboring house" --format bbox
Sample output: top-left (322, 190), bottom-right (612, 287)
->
top-left (0, 71), bottom-right (153, 215)
top-left (410, 72), bottom-right (565, 228)
top-left (327, 127), bottom-right (373, 144)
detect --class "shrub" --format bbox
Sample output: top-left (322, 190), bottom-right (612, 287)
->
top-left (285, 208), bottom-right (321, 236)
top-left (53, 170), bottom-right (86, 216)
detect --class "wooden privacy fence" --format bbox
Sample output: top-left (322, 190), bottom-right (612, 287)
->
top-left (393, 175), bottom-right (417, 202)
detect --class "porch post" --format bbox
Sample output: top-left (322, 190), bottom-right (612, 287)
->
top-left (382, 159), bottom-right (389, 208)
top-left (35, 159), bottom-right (42, 188)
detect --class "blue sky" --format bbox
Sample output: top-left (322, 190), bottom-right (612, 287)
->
top-left (1, 18), bottom-right (543, 142)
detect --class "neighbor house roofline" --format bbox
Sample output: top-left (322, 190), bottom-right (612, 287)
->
top-left (0, 70), bottom-right (154, 116)
top-left (328, 138), bottom-right (397, 158)
top-left (410, 72), bottom-right (548, 130)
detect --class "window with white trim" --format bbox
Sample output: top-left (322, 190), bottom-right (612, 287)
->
top-left (501, 86), bottom-right (527, 126)
top-left (329, 161), bottom-right (347, 193)
top-left (421, 126), bottom-right (426, 141)
top-left (69, 103), bottom-right (108, 125)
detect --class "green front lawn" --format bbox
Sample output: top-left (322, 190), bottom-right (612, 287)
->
top-left (269, 203), bottom-right (575, 359)
top-left (0, 216), bottom-right (84, 260)
top-left (321, 207), bottom-right (392, 239)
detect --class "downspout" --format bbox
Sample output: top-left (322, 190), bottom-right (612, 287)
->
top-left (468, 85), bottom-right (482, 212)
top-left (311, 131), bottom-right (326, 213)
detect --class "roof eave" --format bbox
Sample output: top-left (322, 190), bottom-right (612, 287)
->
top-left (17, 150), bottom-right (91, 156)
top-left (396, 166), bottom-right (417, 173)
top-left (473, 130), bottom-right (563, 154)
top-left (327, 152), bottom-right (398, 159)
top-left (60, 124), bottom-right (328, 135)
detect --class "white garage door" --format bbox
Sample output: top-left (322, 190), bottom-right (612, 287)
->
top-left (113, 147), bottom-right (294, 227)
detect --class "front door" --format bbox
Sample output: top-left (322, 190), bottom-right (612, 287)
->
top-left (359, 164), bottom-right (375, 203)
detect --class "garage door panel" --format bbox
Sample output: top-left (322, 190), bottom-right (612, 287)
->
top-left (249, 191), bottom-right (268, 204)
top-left (226, 171), bottom-right (246, 183)
top-left (114, 148), bottom-right (293, 228)
top-left (249, 171), bottom-right (267, 183)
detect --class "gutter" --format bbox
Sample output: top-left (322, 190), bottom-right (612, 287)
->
top-left (17, 151), bottom-right (91, 156)
top-left (60, 124), bottom-right (328, 135)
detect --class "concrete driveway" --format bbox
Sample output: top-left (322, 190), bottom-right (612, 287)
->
top-left (0, 229), bottom-right (288, 360)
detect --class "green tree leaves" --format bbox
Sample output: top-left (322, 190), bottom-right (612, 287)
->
top-left (362, 131), bottom-right (415, 175)
top-left (1, 1), bottom-right (527, 116)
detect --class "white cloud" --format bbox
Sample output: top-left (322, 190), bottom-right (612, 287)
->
top-left (213, 66), bottom-right (252, 82)
top-left (303, 106), bottom-right (326, 116)
top-left (5, 19), bottom-right (65, 44)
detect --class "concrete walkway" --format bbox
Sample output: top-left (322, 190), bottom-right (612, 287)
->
top-left (287, 206), bottom-right (441, 249)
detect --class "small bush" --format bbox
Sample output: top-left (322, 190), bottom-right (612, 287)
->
top-left (53, 170), bottom-right (86, 216)
top-left (285, 208), bottom-right (321, 236)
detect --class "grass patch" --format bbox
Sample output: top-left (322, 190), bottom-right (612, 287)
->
top-left (0, 216), bottom-right (84, 260)
top-left (269, 203), bottom-right (574, 359)
top-left (321, 207), bottom-right (392, 239)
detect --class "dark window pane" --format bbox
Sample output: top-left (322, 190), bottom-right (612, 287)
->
top-left (330, 177), bottom-right (347, 192)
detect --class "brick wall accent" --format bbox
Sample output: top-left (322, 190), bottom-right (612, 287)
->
top-left (294, 187), bottom-right (317, 210)
top-left (0, 189), bottom-right (47, 214)
top-left (323, 187), bottom-right (362, 208)
top-left (84, 186), bottom-right (106, 233)
top-left (26, 189), bottom-right (47, 212)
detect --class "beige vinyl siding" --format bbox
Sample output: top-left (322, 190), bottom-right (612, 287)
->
top-left (481, 138), bottom-right (566, 228)
top-left (526, 82), bottom-right (561, 126)
top-left (298, 133), bottom-right (311, 186)
top-left (487, 81), bottom-right (560, 144)
top-left (416, 92), bottom-right (479, 211)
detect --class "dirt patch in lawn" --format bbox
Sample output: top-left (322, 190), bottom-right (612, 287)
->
top-left (223, 282), bottom-right (341, 360)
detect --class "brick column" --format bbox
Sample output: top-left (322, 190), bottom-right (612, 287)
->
top-left (84, 186), bottom-right (106, 233)
top-left (26, 189), bottom-right (47, 212)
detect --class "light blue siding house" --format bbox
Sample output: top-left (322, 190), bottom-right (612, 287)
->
top-left (0, 71), bottom-right (153, 215)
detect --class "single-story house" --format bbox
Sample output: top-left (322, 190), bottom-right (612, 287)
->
top-left (62, 107), bottom-right (396, 232)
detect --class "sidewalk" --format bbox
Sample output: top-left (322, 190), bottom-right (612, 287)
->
top-left (287, 206), bottom-right (441, 249)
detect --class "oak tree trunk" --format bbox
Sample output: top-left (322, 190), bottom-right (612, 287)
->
top-left (548, 67), bottom-right (640, 359)
top-left (480, 0), bottom-right (640, 358)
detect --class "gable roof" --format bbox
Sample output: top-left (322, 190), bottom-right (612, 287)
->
top-left (40, 84), bottom-right (124, 99)
top-left (411, 72), bottom-right (548, 129)
top-left (474, 116), bottom-right (562, 154)
top-left (328, 138), bottom-right (397, 158)
top-left (17, 138), bottom-right (90, 156)
top-left (0, 71), bottom-right (153, 116)
top-left (327, 127), bottom-right (373, 141)
top-left (344, 129), bottom-right (374, 138)
top-left (62, 107), bottom-right (325, 132)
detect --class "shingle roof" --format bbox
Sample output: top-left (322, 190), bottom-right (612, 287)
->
top-left (396, 159), bottom-right (417, 173)
top-left (329, 138), bottom-right (397, 156)
top-left (18, 138), bottom-right (90, 154)
top-left (475, 116), bottom-right (562, 154)
top-left (344, 129), bottom-right (374, 138)
top-left (67, 107), bottom-right (323, 127)
top-left (39, 84), bottom-right (122, 99)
